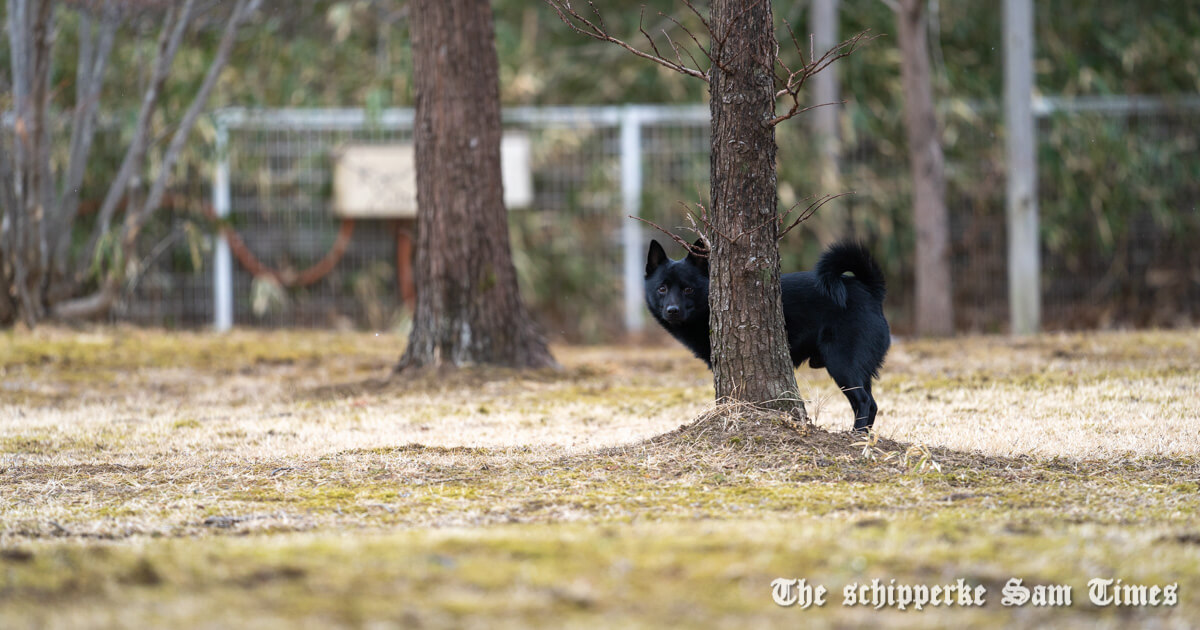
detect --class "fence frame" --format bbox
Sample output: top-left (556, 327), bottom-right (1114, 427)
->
top-left (209, 104), bottom-right (710, 332)
top-left (209, 96), bottom-right (1200, 333)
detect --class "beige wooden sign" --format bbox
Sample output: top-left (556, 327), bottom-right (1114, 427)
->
top-left (333, 133), bottom-right (533, 218)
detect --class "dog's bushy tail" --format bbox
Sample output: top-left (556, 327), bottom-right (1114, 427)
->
top-left (816, 241), bottom-right (887, 308)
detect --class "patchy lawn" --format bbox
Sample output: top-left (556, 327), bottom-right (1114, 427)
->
top-left (1, 326), bottom-right (1198, 628)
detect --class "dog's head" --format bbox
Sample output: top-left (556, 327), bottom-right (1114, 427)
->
top-left (644, 239), bottom-right (709, 326)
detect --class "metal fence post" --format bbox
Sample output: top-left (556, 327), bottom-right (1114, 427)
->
top-left (811, 0), bottom-right (843, 205)
top-left (620, 106), bottom-right (645, 333)
top-left (1004, 0), bottom-right (1041, 334)
top-left (213, 113), bottom-right (233, 332)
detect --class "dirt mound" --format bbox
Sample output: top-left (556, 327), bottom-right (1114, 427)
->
top-left (590, 402), bottom-right (923, 478)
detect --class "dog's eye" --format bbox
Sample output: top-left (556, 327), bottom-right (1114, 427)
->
top-left (682, 287), bottom-right (694, 295)
top-left (657, 285), bottom-right (668, 294)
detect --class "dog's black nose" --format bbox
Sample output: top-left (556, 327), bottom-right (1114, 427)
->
top-left (665, 305), bottom-right (680, 317)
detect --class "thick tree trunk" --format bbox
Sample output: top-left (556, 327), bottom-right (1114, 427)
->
top-left (398, 0), bottom-right (555, 371)
top-left (896, 0), bottom-right (953, 336)
top-left (707, 0), bottom-right (803, 412)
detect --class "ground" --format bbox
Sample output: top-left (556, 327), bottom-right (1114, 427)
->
top-left (1, 326), bottom-right (1198, 628)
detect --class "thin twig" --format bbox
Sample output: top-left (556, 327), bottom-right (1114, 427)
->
top-left (768, 29), bottom-right (877, 127)
top-left (682, 211), bottom-right (711, 250)
top-left (660, 11), bottom-right (714, 69)
top-left (681, 0), bottom-right (711, 36)
top-left (637, 6), bottom-right (667, 63)
top-left (683, 199), bottom-right (739, 246)
top-left (778, 191), bottom-right (855, 239)
top-left (629, 215), bottom-right (708, 258)
top-left (545, 0), bottom-right (709, 81)
top-left (79, 0), bottom-right (194, 281)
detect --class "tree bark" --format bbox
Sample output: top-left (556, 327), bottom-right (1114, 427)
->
top-left (707, 0), bottom-right (803, 411)
top-left (895, 0), bottom-right (953, 336)
top-left (398, 0), bottom-right (556, 371)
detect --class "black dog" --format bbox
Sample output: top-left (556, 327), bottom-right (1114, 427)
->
top-left (644, 239), bottom-right (891, 431)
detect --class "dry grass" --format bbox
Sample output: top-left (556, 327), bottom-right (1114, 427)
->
top-left (1, 326), bottom-right (1199, 628)
top-left (870, 330), bottom-right (1200, 458)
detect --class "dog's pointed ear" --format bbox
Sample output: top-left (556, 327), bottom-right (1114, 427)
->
top-left (686, 238), bottom-right (709, 276)
top-left (646, 239), bottom-right (669, 277)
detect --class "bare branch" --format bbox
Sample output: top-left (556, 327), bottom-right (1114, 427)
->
top-left (68, 9), bottom-right (96, 153)
top-left (128, 0), bottom-right (252, 236)
top-left (681, 209), bottom-right (709, 249)
top-left (772, 99), bottom-right (846, 124)
top-left (629, 215), bottom-right (708, 258)
top-left (684, 199), bottom-right (741, 246)
top-left (774, 54), bottom-right (794, 85)
top-left (55, 1), bottom-right (120, 282)
top-left (727, 207), bottom-right (794, 245)
top-left (636, 7), bottom-right (667, 63)
top-left (681, 0), bottom-right (711, 38)
top-left (768, 29), bottom-right (877, 127)
top-left (642, 185), bottom-right (854, 260)
top-left (49, 277), bottom-right (119, 320)
top-left (780, 17), bottom-right (805, 67)
top-left (662, 28), bottom-right (696, 75)
top-left (659, 11), bottom-right (715, 69)
top-left (778, 191), bottom-right (855, 239)
top-left (58, 0), bottom-right (254, 320)
top-left (544, 0), bottom-right (709, 81)
top-left (79, 0), bottom-right (195, 279)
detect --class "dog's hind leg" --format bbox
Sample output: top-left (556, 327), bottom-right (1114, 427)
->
top-left (823, 354), bottom-right (876, 433)
top-left (859, 380), bottom-right (878, 432)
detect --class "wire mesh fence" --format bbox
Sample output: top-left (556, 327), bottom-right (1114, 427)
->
top-left (117, 98), bottom-right (1200, 338)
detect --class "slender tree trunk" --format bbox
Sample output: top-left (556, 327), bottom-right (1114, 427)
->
top-left (2, 0), bottom-right (252, 326)
top-left (811, 0), bottom-right (845, 231)
top-left (49, 5), bottom-right (118, 302)
top-left (707, 0), bottom-right (803, 412)
top-left (78, 0), bottom-right (193, 286)
top-left (398, 0), bottom-right (555, 371)
top-left (3, 0), bottom-right (54, 327)
top-left (0, 138), bottom-right (17, 323)
top-left (896, 0), bottom-right (953, 336)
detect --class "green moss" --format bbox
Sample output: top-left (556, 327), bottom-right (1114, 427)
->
top-left (173, 418), bottom-right (201, 430)
top-left (3, 518), bottom-right (1198, 627)
top-left (0, 434), bottom-right (54, 454)
top-left (94, 505), bottom-right (141, 518)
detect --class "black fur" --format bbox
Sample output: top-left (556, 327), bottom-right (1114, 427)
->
top-left (644, 239), bottom-right (891, 431)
